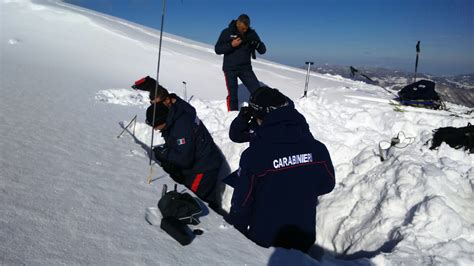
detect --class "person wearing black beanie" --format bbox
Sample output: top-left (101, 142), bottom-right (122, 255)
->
top-left (224, 86), bottom-right (335, 253)
top-left (249, 86), bottom-right (288, 120)
top-left (229, 86), bottom-right (299, 143)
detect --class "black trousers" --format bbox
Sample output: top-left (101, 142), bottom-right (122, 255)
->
top-left (223, 69), bottom-right (261, 111)
top-left (160, 161), bottom-right (219, 205)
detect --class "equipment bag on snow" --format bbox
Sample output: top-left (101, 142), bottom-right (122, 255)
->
top-left (158, 185), bottom-right (203, 225)
top-left (430, 123), bottom-right (474, 153)
top-left (158, 185), bottom-right (202, 246)
top-left (397, 80), bottom-right (443, 109)
top-left (157, 185), bottom-right (203, 246)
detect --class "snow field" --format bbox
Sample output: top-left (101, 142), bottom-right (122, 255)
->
top-left (2, 0), bottom-right (473, 264)
top-left (102, 82), bottom-right (473, 264)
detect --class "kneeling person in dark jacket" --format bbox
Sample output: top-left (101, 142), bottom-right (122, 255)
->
top-left (146, 99), bottom-right (223, 206)
top-left (224, 87), bottom-right (336, 252)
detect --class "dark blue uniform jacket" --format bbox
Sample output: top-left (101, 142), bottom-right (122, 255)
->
top-left (226, 105), bottom-right (335, 249)
top-left (159, 95), bottom-right (223, 196)
top-left (215, 20), bottom-right (266, 71)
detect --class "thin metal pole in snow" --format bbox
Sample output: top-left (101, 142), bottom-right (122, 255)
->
top-left (302, 61), bottom-right (314, 98)
top-left (147, 0), bottom-right (167, 184)
top-left (117, 115), bottom-right (137, 139)
top-left (413, 41), bottom-right (420, 83)
top-left (182, 81), bottom-right (187, 102)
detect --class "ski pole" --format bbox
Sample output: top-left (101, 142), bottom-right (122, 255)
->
top-left (147, 0), bottom-right (167, 184)
top-left (182, 81), bottom-right (187, 102)
top-left (414, 41), bottom-right (420, 83)
top-left (350, 66), bottom-right (374, 82)
top-left (132, 116), bottom-right (137, 136)
top-left (350, 66), bottom-right (358, 78)
top-left (302, 61), bottom-right (314, 98)
top-left (117, 115), bottom-right (137, 138)
top-left (349, 66), bottom-right (398, 97)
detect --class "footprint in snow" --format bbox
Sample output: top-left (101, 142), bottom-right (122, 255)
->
top-left (128, 149), bottom-right (146, 158)
top-left (8, 39), bottom-right (20, 45)
top-left (219, 223), bottom-right (229, 229)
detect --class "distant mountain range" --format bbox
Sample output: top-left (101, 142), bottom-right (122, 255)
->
top-left (307, 64), bottom-right (474, 107)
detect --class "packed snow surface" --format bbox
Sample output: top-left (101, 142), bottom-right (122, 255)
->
top-left (1, 0), bottom-right (473, 265)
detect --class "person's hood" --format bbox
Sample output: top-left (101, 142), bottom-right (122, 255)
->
top-left (173, 94), bottom-right (196, 117)
top-left (255, 105), bottom-right (313, 144)
top-left (162, 94), bottom-right (196, 131)
top-left (228, 19), bottom-right (237, 28)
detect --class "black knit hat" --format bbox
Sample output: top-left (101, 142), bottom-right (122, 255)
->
top-left (249, 86), bottom-right (288, 119)
top-left (146, 103), bottom-right (169, 127)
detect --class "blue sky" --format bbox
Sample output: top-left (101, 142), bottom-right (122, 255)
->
top-left (66, 0), bottom-right (473, 76)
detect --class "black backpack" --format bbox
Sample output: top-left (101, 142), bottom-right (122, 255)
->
top-left (430, 123), bottom-right (474, 153)
top-left (157, 185), bottom-right (203, 246)
top-left (131, 76), bottom-right (156, 92)
top-left (398, 80), bottom-right (443, 109)
top-left (398, 80), bottom-right (440, 101)
top-left (158, 185), bottom-right (202, 225)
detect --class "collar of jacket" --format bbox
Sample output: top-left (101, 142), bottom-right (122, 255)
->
top-left (228, 20), bottom-right (255, 37)
top-left (161, 94), bottom-right (197, 132)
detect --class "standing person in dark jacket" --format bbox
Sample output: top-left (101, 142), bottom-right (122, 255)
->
top-left (146, 97), bottom-right (223, 206)
top-left (224, 87), bottom-right (336, 252)
top-left (215, 14), bottom-right (267, 111)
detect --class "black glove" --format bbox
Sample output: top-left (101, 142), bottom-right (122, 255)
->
top-left (250, 40), bottom-right (260, 59)
top-left (161, 161), bottom-right (186, 184)
top-left (238, 106), bottom-right (253, 122)
top-left (250, 40), bottom-right (260, 49)
top-left (153, 144), bottom-right (168, 162)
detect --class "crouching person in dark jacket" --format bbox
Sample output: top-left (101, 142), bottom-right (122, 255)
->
top-left (224, 87), bottom-right (336, 252)
top-left (146, 97), bottom-right (223, 206)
